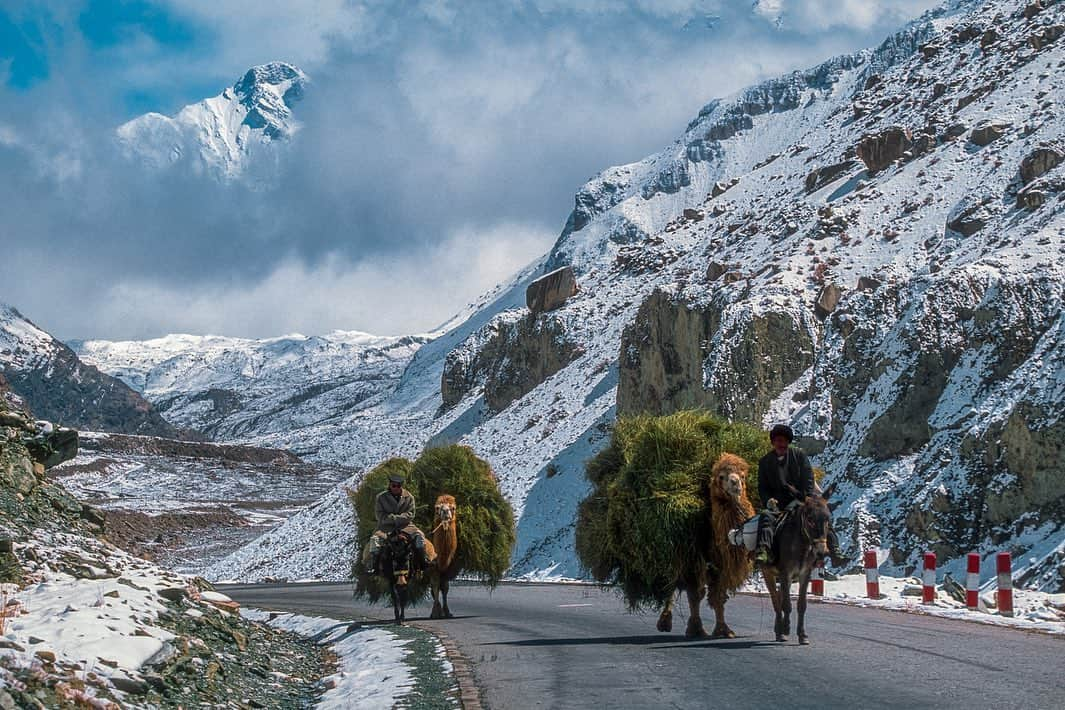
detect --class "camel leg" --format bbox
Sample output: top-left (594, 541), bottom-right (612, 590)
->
top-left (685, 583), bottom-right (709, 638)
top-left (656, 590), bottom-right (675, 632)
top-left (797, 571), bottom-right (811, 645)
top-left (429, 570), bottom-right (442, 620)
top-left (442, 576), bottom-right (453, 618)
top-left (707, 582), bottom-right (736, 639)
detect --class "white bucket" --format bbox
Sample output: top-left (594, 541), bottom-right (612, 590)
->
top-left (728, 516), bottom-right (759, 551)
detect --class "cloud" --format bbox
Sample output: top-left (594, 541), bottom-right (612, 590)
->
top-left (0, 0), bottom-right (942, 340)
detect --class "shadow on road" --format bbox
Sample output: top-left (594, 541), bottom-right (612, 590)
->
top-left (481, 634), bottom-right (776, 649)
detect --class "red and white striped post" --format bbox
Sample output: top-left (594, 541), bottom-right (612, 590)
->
top-left (811, 559), bottom-right (824, 596)
top-left (922, 552), bottom-right (936, 604)
top-left (864, 550), bottom-right (880, 599)
top-left (996, 552), bottom-right (1014, 617)
top-left (966, 552), bottom-right (981, 610)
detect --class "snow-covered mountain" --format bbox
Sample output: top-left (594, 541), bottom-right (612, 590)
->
top-left (72, 330), bottom-right (430, 458)
top-left (0, 303), bottom-right (189, 438)
top-left (86, 0), bottom-right (1065, 592)
top-left (116, 62), bottom-right (306, 179)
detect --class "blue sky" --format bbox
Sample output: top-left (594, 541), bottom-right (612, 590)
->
top-left (0, 0), bottom-right (941, 339)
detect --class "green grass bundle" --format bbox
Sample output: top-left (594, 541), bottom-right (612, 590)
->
top-left (575, 411), bottom-right (767, 610)
top-left (350, 445), bottom-right (515, 604)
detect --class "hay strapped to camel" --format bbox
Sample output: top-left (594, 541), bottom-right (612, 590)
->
top-left (575, 411), bottom-right (769, 610)
top-left (350, 445), bottom-right (515, 604)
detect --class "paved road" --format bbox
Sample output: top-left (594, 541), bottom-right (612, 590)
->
top-left (222, 582), bottom-right (1064, 710)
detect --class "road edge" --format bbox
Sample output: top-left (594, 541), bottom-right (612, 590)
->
top-left (412, 621), bottom-right (484, 710)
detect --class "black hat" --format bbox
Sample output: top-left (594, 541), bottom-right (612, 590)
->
top-left (769, 424), bottom-right (794, 442)
top-left (387, 474), bottom-right (405, 485)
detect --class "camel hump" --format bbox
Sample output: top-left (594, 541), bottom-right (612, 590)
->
top-left (436, 494), bottom-right (457, 507)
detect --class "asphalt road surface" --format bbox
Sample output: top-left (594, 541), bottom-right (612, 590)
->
top-left (222, 581), bottom-right (1065, 710)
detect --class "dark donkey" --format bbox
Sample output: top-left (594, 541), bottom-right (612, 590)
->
top-left (760, 484), bottom-right (835, 645)
top-left (380, 529), bottom-right (415, 625)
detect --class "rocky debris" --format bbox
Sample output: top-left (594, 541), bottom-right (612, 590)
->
top-left (805, 160), bottom-right (860, 193)
top-left (980, 28), bottom-right (999, 47)
top-left (526, 267), bottom-right (579, 315)
top-left (1019, 143), bottom-right (1064, 184)
top-left (682, 208), bottom-right (705, 222)
top-left (1024, 1), bottom-right (1044, 19)
top-left (856, 126), bottom-right (913, 173)
top-left (77, 431), bottom-right (301, 466)
top-left (1016, 172), bottom-right (1064, 209)
top-left (814, 284), bottom-right (843, 320)
top-left (969, 119), bottom-right (1011, 146)
top-left (706, 262), bottom-right (728, 282)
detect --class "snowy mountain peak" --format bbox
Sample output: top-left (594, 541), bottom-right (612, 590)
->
top-left (116, 61), bottom-right (308, 180)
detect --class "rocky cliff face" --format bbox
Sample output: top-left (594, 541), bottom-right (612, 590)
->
top-left (0, 304), bottom-right (191, 439)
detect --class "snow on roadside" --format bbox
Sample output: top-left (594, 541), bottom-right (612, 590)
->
top-left (241, 608), bottom-right (457, 709)
top-left (740, 572), bottom-right (1065, 635)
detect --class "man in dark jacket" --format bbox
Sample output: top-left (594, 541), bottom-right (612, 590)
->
top-left (754, 424), bottom-right (847, 567)
top-left (366, 474), bottom-right (433, 574)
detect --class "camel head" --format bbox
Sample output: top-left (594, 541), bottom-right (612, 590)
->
top-left (435, 495), bottom-right (457, 529)
top-left (711, 453), bottom-right (748, 504)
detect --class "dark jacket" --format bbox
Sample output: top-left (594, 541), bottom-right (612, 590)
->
top-left (757, 447), bottom-right (815, 509)
top-left (375, 489), bottom-right (416, 533)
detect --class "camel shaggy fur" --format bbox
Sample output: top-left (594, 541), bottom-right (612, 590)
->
top-left (656, 453), bottom-right (756, 638)
top-left (429, 495), bottom-right (459, 619)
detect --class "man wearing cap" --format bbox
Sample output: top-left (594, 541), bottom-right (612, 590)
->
top-left (367, 474), bottom-right (433, 575)
top-left (753, 424), bottom-right (847, 567)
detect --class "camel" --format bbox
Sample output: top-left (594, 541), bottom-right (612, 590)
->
top-left (656, 453), bottom-right (756, 638)
top-left (428, 494), bottom-right (460, 619)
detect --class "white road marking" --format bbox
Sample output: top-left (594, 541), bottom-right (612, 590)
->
top-left (558, 603), bottom-right (594, 608)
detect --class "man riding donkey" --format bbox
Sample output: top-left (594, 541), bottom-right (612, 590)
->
top-left (753, 424), bottom-right (848, 568)
top-left (366, 474), bottom-right (436, 575)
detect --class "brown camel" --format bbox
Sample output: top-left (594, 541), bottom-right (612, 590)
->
top-left (429, 494), bottom-right (459, 619)
top-left (656, 453), bottom-right (755, 638)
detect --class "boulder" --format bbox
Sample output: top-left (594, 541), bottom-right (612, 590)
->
top-left (804, 160), bottom-right (859, 193)
top-left (706, 262), bottom-right (728, 282)
top-left (682, 208), bottom-right (704, 222)
top-left (24, 427), bottom-right (78, 469)
top-left (857, 276), bottom-right (882, 291)
top-left (969, 119), bottom-right (1011, 146)
top-left (856, 126), bottom-right (912, 173)
top-left (1020, 144), bottom-right (1064, 184)
top-left (525, 267), bottom-right (578, 315)
top-left (1024, 1), bottom-right (1043, 20)
top-left (980, 29), bottom-right (998, 47)
top-left (815, 283), bottom-right (843, 320)
top-left (1028, 24), bottom-right (1064, 50)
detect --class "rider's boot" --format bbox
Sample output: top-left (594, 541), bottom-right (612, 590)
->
top-left (753, 512), bottom-right (774, 565)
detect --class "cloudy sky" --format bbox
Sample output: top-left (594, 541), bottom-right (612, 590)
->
top-left (0, 0), bottom-right (939, 341)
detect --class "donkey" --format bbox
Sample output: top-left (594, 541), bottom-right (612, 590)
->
top-left (759, 484), bottom-right (835, 645)
top-left (380, 529), bottom-right (416, 625)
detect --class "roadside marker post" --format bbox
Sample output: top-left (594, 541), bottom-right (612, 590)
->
top-left (811, 560), bottom-right (824, 596)
top-left (996, 552), bottom-right (1014, 617)
top-left (966, 553), bottom-right (980, 610)
top-left (922, 552), bottom-right (936, 604)
top-left (864, 550), bottom-right (879, 599)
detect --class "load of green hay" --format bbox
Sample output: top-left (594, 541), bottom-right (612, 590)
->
top-left (350, 445), bottom-right (515, 604)
top-left (575, 411), bottom-right (770, 610)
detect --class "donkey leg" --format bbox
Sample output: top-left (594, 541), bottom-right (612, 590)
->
top-left (656, 591), bottom-right (675, 632)
top-left (763, 568), bottom-right (785, 640)
top-left (797, 573), bottom-right (810, 645)
top-left (685, 583), bottom-right (709, 638)
top-left (777, 576), bottom-right (791, 641)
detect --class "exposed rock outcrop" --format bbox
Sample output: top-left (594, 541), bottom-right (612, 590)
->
top-left (969, 119), bottom-right (1011, 146)
top-left (617, 290), bottom-right (815, 423)
top-left (442, 311), bottom-right (583, 412)
top-left (856, 126), bottom-right (913, 173)
top-left (1019, 143), bottom-right (1064, 184)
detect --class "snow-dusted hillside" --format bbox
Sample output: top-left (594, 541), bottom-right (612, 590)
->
top-left (73, 329), bottom-right (430, 458)
top-left (94, 0), bottom-right (1065, 592)
top-left (116, 62), bottom-right (306, 179)
top-left (0, 303), bottom-right (186, 437)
